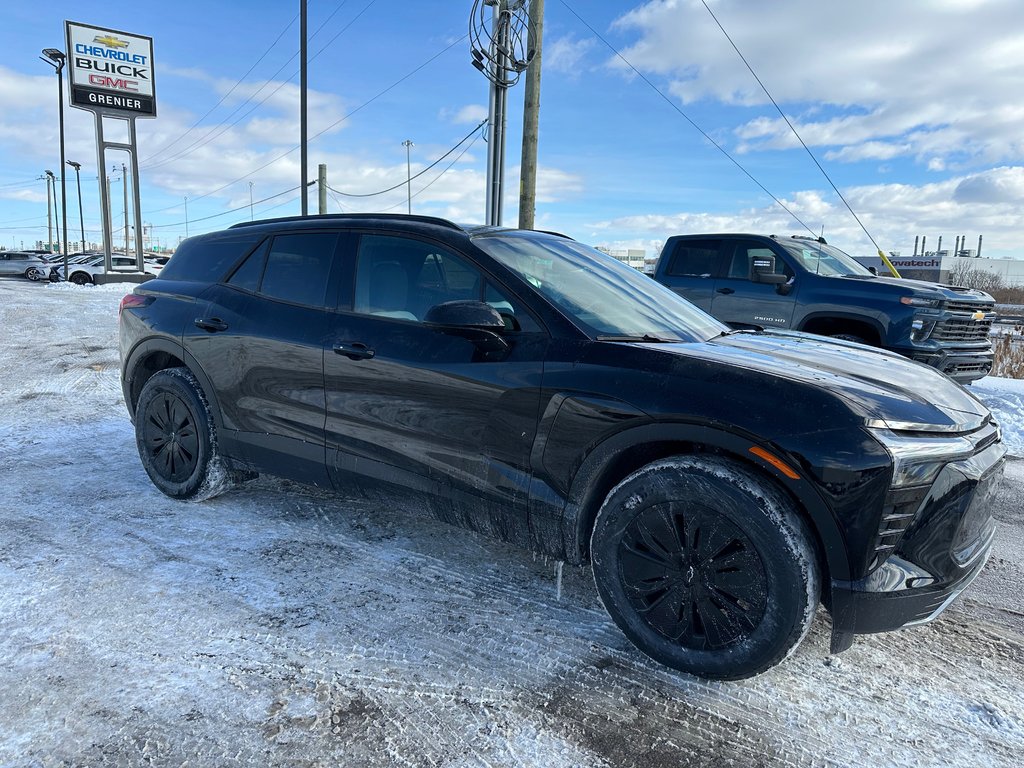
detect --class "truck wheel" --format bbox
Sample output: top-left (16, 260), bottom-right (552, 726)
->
top-left (135, 367), bottom-right (238, 502)
top-left (590, 456), bottom-right (819, 680)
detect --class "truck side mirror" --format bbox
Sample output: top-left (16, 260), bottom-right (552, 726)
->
top-left (749, 254), bottom-right (788, 285)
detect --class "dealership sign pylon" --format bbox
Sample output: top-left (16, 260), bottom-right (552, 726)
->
top-left (65, 21), bottom-right (156, 275)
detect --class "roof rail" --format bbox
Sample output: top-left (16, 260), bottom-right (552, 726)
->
top-left (228, 213), bottom-right (463, 231)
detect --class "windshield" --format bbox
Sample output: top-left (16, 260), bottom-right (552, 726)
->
top-left (474, 232), bottom-right (726, 342)
top-left (781, 240), bottom-right (873, 278)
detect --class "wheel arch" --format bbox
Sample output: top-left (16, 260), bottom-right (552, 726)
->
top-left (123, 338), bottom-right (224, 432)
top-left (797, 312), bottom-right (884, 346)
top-left (560, 422), bottom-right (851, 585)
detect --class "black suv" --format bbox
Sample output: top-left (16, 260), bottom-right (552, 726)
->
top-left (119, 214), bottom-right (1006, 679)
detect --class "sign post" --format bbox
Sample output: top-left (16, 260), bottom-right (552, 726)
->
top-left (65, 21), bottom-right (156, 278)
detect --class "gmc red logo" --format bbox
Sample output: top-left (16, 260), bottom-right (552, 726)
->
top-left (88, 74), bottom-right (139, 92)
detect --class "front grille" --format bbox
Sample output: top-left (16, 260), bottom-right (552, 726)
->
top-left (933, 317), bottom-right (995, 344)
top-left (946, 300), bottom-right (995, 314)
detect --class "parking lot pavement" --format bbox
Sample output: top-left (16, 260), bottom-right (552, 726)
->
top-left (2, 281), bottom-right (1023, 767)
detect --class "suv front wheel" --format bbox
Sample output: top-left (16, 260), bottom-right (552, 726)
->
top-left (590, 455), bottom-right (820, 680)
top-left (135, 367), bottom-right (237, 501)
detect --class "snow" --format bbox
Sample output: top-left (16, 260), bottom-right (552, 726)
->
top-left (974, 376), bottom-right (1024, 457)
top-left (2, 278), bottom-right (1024, 766)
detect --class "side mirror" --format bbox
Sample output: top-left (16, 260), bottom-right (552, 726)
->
top-left (749, 254), bottom-right (788, 285)
top-left (425, 300), bottom-right (506, 330)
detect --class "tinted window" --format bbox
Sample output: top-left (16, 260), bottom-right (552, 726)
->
top-left (259, 233), bottom-right (338, 307)
top-left (160, 234), bottom-right (263, 282)
top-left (227, 239), bottom-right (270, 293)
top-left (353, 234), bottom-right (537, 329)
top-left (723, 241), bottom-right (790, 280)
top-left (666, 240), bottom-right (721, 277)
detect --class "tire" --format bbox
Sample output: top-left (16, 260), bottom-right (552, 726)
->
top-left (829, 333), bottom-right (868, 344)
top-left (70, 271), bottom-right (92, 285)
top-left (25, 268), bottom-right (41, 281)
top-left (590, 456), bottom-right (820, 680)
top-left (134, 367), bottom-right (237, 501)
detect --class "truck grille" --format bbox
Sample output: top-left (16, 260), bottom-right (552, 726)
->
top-left (931, 300), bottom-right (995, 343)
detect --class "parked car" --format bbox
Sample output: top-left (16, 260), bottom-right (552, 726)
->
top-left (119, 214), bottom-right (1006, 679)
top-left (652, 234), bottom-right (995, 383)
top-left (62, 254), bottom-right (161, 284)
top-left (0, 251), bottom-right (54, 280)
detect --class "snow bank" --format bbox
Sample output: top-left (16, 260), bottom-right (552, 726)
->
top-left (973, 376), bottom-right (1024, 457)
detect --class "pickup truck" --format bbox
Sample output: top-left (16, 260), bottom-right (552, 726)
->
top-left (653, 233), bottom-right (995, 383)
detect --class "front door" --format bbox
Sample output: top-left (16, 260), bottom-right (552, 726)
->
top-left (324, 233), bottom-right (548, 537)
top-left (710, 239), bottom-right (797, 330)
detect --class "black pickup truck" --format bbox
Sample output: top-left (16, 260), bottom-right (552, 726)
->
top-left (653, 233), bottom-right (996, 383)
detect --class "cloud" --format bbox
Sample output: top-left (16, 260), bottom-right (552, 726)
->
top-left (544, 35), bottom-right (597, 76)
top-left (448, 104), bottom-right (489, 125)
top-left (612, 0), bottom-right (1024, 167)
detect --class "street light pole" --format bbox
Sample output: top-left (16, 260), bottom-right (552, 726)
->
top-left (67, 161), bottom-right (85, 252)
top-left (402, 139), bottom-right (414, 214)
top-left (45, 170), bottom-right (61, 258)
top-left (41, 48), bottom-right (68, 276)
top-left (43, 173), bottom-right (53, 251)
top-left (300, 0), bottom-right (308, 216)
top-left (184, 196), bottom-right (189, 238)
top-left (249, 181), bottom-right (254, 221)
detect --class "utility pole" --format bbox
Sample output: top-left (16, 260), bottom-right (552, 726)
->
top-left (46, 170), bottom-right (62, 255)
top-left (249, 181), bottom-right (254, 221)
top-left (184, 196), bottom-right (189, 238)
top-left (44, 173), bottom-right (53, 251)
top-left (318, 163), bottom-right (327, 214)
top-left (402, 140), bottom-right (414, 214)
top-left (300, 0), bottom-right (309, 216)
top-left (518, 0), bottom-right (544, 230)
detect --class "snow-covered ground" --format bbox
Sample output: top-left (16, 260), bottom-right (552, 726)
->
top-left (1, 279), bottom-right (1023, 767)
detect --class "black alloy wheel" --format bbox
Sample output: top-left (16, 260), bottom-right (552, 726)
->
top-left (618, 502), bottom-right (768, 650)
top-left (134, 367), bottom-right (233, 501)
top-left (591, 455), bottom-right (819, 680)
top-left (141, 390), bottom-right (201, 484)
top-left (70, 272), bottom-right (91, 285)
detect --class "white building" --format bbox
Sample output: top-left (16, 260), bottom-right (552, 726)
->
top-left (596, 247), bottom-right (646, 270)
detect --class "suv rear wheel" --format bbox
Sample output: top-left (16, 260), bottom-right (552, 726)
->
top-left (590, 455), bottom-right (819, 680)
top-left (135, 367), bottom-right (238, 501)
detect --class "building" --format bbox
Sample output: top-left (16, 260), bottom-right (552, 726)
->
top-left (854, 253), bottom-right (1024, 285)
top-left (595, 247), bottom-right (646, 271)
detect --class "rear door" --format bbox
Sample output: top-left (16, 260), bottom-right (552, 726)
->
top-left (656, 238), bottom-right (724, 311)
top-left (710, 238), bottom-right (797, 330)
top-left (186, 230), bottom-right (346, 486)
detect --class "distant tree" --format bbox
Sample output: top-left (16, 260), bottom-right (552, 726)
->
top-left (947, 260), bottom-right (1004, 292)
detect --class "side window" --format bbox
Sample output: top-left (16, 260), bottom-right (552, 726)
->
top-left (159, 234), bottom-right (264, 282)
top-left (666, 240), bottom-right (721, 277)
top-left (724, 242), bottom-right (792, 281)
top-left (353, 235), bottom-right (540, 331)
top-left (227, 239), bottom-right (270, 293)
top-left (258, 233), bottom-right (338, 307)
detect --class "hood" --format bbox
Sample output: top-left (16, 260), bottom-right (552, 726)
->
top-left (839, 274), bottom-right (993, 302)
top-left (663, 330), bottom-right (990, 432)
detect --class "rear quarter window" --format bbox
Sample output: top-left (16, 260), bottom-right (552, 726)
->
top-left (666, 239), bottom-right (721, 277)
top-left (159, 235), bottom-right (264, 282)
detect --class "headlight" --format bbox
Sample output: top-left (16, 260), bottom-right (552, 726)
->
top-left (900, 296), bottom-right (941, 308)
top-left (869, 428), bottom-right (975, 488)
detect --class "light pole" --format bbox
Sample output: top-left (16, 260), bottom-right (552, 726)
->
top-left (66, 161), bottom-right (84, 252)
top-left (41, 48), bottom-right (69, 276)
top-left (42, 173), bottom-right (53, 251)
top-left (184, 196), bottom-right (189, 238)
top-left (249, 181), bottom-right (254, 221)
top-left (402, 140), bottom-right (414, 214)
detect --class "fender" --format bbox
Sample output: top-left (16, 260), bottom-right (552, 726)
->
top-left (795, 309), bottom-right (887, 342)
top-left (558, 421), bottom-right (852, 583)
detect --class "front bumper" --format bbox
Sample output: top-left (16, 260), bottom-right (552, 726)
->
top-left (828, 439), bottom-right (1006, 653)
top-left (907, 346), bottom-right (994, 383)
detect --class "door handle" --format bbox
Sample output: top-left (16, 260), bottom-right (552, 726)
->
top-left (194, 317), bottom-right (229, 332)
top-left (333, 342), bottom-right (375, 361)
top-left (716, 287), bottom-right (735, 295)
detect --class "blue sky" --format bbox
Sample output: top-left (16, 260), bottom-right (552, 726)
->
top-left (2, 0), bottom-right (1024, 260)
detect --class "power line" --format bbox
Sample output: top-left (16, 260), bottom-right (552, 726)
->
top-left (150, 183), bottom-right (314, 229)
top-left (142, 32), bottom-right (469, 216)
top-left (558, 0), bottom-right (816, 236)
top-left (698, 0), bottom-right (884, 252)
top-left (142, 1), bottom-right (377, 173)
top-left (328, 120), bottom-right (486, 197)
top-left (378, 130), bottom-right (485, 212)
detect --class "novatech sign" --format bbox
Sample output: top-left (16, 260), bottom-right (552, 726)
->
top-left (65, 21), bottom-right (156, 117)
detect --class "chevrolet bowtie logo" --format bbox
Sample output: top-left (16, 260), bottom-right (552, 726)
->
top-left (972, 311), bottom-right (986, 321)
top-left (94, 35), bottom-right (129, 49)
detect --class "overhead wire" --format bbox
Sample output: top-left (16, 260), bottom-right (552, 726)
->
top-left (150, 183), bottom-right (314, 229)
top-left (141, 0), bottom-right (376, 173)
top-left (378, 129), bottom-right (484, 213)
top-left (558, 0), bottom-right (816, 236)
top-left (698, 0), bottom-right (891, 262)
top-left (142, 32), bottom-right (469, 217)
top-left (328, 119), bottom-right (487, 198)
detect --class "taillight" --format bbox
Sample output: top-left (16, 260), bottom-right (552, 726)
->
top-left (120, 293), bottom-right (149, 314)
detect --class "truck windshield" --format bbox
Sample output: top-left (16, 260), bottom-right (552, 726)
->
top-left (781, 241), bottom-right (874, 278)
top-left (474, 232), bottom-right (726, 342)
